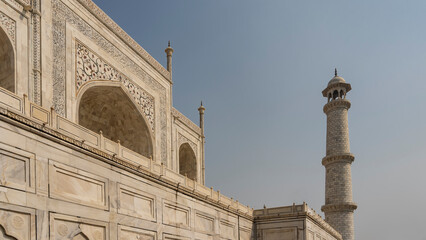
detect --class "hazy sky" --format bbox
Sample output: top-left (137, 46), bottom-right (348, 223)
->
top-left (93, 1), bottom-right (426, 239)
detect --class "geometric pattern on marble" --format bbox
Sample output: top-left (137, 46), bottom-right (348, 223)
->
top-left (76, 42), bottom-right (155, 132)
top-left (0, 209), bottom-right (30, 240)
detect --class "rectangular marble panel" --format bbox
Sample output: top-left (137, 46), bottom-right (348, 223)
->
top-left (0, 146), bottom-right (34, 192)
top-left (0, 89), bottom-right (21, 112)
top-left (163, 201), bottom-right (190, 228)
top-left (163, 233), bottom-right (190, 240)
top-left (30, 103), bottom-right (49, 123)
top-left (195, 211), bottom-right (214, 233)
top-left (220, 220), bottom-right (235, 240)
top-left (118, 225), bottom-right (156, 240)
top-left (118, 184), bottom-right (156, 221)
top-left (49, 161), bottom-right (108, 209)
top-left (240, 227), bottom-right (251, 240)
top-left (263, 228), bottom-right (297, 240)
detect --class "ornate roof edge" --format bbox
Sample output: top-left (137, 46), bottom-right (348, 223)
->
top-left (172, 107), bottom-right (202, 136)
top-left (75, 0), bottom-right (171, 82)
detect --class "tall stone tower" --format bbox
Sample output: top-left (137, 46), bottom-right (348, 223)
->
top-left (321, 69), bottom-right (357, 240)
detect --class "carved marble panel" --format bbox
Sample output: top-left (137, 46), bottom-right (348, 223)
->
top-left (118, 184), bottom-right (156, 222)
top-left (52, 0), bottom-right (168, 164)
top-left (0, 208), bottom-right (32, 240)
top-left (50, 213), bottom-right (107, 240)
top-left (49, 161), bottom-right (108, 210)
top-left (75, 42), bottom-right (155, 132)
top-left (162, 201), bottom-right (190, 228)
top-left (118, 225), bottom-right (156, 240)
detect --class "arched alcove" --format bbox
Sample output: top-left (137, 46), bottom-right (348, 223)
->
top-left (179, 143), bottom-right (197, 181)
top-left (78, 85), bottom-right (153, 158)
top-left (0, 26), bottom-right (15, 92)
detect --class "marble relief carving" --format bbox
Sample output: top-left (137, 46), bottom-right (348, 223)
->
top-left (0, 11), bottom-right (16, 46)
top-left (31, 0), bottom-right (42, 105)
top-left (178, 133), bottom-right (197, 156)
top-left (52, 0), bottom-right (168, 163)
top-left (76, 42), bottom-right (155, 132)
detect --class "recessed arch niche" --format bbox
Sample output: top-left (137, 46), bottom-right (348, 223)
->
top-left (78, 85), bottom-right (153, 158)
top-left (0, 26), bottom-right (15, 92)
top-left (179, 143), bottom-right (197, 181)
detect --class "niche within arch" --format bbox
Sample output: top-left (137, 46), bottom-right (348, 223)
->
top-left (78, 85), bottom-right (153, 158)
top-left (179, 143), bottom-right (197, 181)
top-left (0, 26), bottom-right (15, 92)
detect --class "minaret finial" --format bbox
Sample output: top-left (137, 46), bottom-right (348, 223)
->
top-left (201, 101), bottom-right (203, 106)
top-left (168, 40), bottom-right (170, 47)
top-left (335, 68), bottom-right (338, 77)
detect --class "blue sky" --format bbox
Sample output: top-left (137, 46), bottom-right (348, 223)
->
top-left (93, 1), bottom-right (426, 239)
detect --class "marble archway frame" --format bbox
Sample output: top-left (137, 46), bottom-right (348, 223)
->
top-left (76, 81), bottom-right (156, 156)
top-left (74, 41), bottom-right (155, 132)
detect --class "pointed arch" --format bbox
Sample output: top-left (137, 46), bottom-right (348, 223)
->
top-left (179, 143), bottom-right (197, 181)
top-left (0, 25), bottom-right (15, 92)
top-left (0, 225), bottom-right (17, 240)
top-left (77, 82), bottom-right (154, 158)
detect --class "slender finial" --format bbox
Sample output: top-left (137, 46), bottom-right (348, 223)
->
top-left (201, 101), bottom-right (203, 106)
top-left (168, 40), bottom-right (171, 47)
top-left (335, 68), bottom-right (338, 77)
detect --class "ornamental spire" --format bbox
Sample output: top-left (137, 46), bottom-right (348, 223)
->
top-left (335, 68), bottom-right (338, 77)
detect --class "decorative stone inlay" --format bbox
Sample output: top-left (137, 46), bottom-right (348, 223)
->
top-left (76, 42), bottom-right (155, 132)
top-left (178, 133), bottom-right (197, 155)
top-left (0, 11), bottom-right (16, 46)
top-left (52, 0), bottom-right (168, 163)
top-left (32, 0), bottom-right (42, 105)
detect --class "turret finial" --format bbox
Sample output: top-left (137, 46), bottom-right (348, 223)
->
top-left (335, 68), bottom-right (338, 77)
top-left (168, 40), bottom-right (171, 47)
top-left (201, 101), bottom-right (203, 106)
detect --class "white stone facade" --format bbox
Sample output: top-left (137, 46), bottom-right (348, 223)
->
top-left (0, 0), bottom-right (353, 239)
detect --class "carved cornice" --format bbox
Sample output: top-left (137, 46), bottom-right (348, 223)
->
top-left (323, 99), bottom-right (351, 114)
top-left (321, 203), bottom-right (357, 213)
top-left (322, 153), bottom-right (354, 166)
top-left (75, 0), bottom-right (171, 81)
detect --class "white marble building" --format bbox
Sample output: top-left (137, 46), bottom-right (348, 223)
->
top-left (0, 0), bottom-right (355, 239)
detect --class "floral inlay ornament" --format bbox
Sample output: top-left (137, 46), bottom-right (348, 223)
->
top-left (0, 11), bottom-right (16, 46)
top-left (76, 42), bottom-right (155, 132)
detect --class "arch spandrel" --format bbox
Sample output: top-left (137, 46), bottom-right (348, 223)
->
top-left (78, 85), bottom-right (154, 158)
top-left (75, 41), bottom-right (155, 132)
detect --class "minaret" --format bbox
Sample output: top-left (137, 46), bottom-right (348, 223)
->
top-left (165, 41), bottom-right (174, 79)
top-left (198, 101), bottom-right (206, 185)
top-left (321, 69), bottom-right (357, 240)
